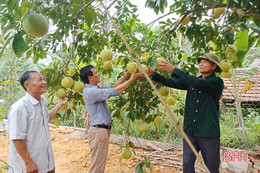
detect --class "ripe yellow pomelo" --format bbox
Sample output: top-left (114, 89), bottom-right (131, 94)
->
top-left (166, 96), bottom-right (176, 106)
top-left (139, 123), bottom-right (149, 133)
top-left (60, 102), bottom-right (69, 110)
top-left (212, 7), bottom-right (225, 18)
top-left (159, 87), bottom-right (169, 96)
top-left (154, 116), bottom-right (163, 125)
top-left (138, 64), bottom-right (148, 73)
top-left (102, 61), bottom-right (113, 70)
top-left (156, 57), bottom-right (166, 69)
top-left (72, 81), bottom-right (84, 93)
top-left (162, 95), bottom-right (168, 101)
top-left (23, 13), bottom-right (49, 37)
top-left (220, 61), bottom-right (231, 72)
top-left (226, 45), bottom-right (237, 55)
top-left (100, 49), bottom-right (113, 61)
top-left (181, 16), bottom-right (190, 25)
top-left (61, 77), bottom-right (74, 88)
top-left (222, 71), bottom-right (232, 78)
top-left (56, 88), bottom-right (67, 99)
top-left (127, 62), bottom-right (138, 73)
top-left (122, 149), bottom-right (132, 159)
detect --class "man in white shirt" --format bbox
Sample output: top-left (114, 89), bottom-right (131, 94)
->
top-left (8, 71), bottom-right (67, 173)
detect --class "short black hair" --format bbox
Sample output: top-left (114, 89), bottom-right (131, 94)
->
top-left (19, 71), bottom-right (37, 91)
top-left (80, 65), bottom-right (94, 84)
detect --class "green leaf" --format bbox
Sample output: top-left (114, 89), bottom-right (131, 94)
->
top-left (7, 0), bottom-right (18, 14)
top-left (12, 32), bottom-right (25, 58)
top-left (84, 6), bottom-right (97, 27)
top-left (181, 54), bottom-right (188, 61)
top-left (150, 58), bottom-right (157, 69)
top-left (226, 32), bottom-right (235, 44)
top-left (33, 54), bottom-right (40, 64)
top-left (235, 30), bottom-right (248, 53)
top-left (254, 18), bottom-right (260, 27)
top-left (0, 80), bottom-right (14, 85)
top-left (236, 50), bottom-right (246, 62)
top-left (238, 67), bottom-right (259, 81)
top-left (129, 111), bottom-right (135, 121)
top-left (0, 36), bottom-right (14, 59)
top-left (129, 141), bottom-right (135, 149)
top-left (136, 165), bottom-right (143, 173)
top-left (53, 116), bottom-right (60, 127)
top-left (66, 109), bottom-right (71, 121)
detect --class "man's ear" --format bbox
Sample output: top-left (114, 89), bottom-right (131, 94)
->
top-left (88, 76), bottom-right (92, 81)
top-left (213, 64), bottom-right (217, 70)
top-left (24, 81), bottom-right (30, 90)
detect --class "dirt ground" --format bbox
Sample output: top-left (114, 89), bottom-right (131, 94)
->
top-left (0, 127), bottom-right (182, 173)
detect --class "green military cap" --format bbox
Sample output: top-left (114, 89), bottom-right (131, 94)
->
top-left (197, 53), bottom-right (221, 72)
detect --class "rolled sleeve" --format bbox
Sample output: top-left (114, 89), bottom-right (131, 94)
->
top-left (8, 104), bottom-right (28, 140)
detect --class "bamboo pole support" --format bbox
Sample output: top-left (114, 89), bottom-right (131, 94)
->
top-left (99, 1), bottom-right (210, 172)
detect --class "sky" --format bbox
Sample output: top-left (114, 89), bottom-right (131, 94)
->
top-left (127, 0), bottom-right (171, 25)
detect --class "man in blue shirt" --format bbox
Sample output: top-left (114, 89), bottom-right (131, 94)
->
top-left (80, 65), bottom-right (142, 173)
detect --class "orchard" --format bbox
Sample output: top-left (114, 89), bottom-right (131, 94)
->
top-left (0, 0), bottom-right (259, 172)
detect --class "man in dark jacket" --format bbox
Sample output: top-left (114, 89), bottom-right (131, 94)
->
top-left (148, 53), bottom-right (224, 173)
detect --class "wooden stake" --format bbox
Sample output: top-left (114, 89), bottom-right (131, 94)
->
top-left (99, 1), bottom-right (210, 172)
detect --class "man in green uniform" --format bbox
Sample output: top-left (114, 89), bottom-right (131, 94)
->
top-left (148, 53), bottom-right (224, 173)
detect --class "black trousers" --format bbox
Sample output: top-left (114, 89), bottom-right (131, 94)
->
top-left (183, 135), bottom-right (220, 173)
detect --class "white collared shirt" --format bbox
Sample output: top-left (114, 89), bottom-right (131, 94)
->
top-left (8, 93), bottom-right (55, 173)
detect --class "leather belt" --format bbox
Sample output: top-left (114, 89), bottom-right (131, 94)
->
top-left (92, 124), bottom-right (111, 130)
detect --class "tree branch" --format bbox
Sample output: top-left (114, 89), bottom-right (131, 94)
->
top-left (150, 4), bottom-right (228, 52)
top-left (73, 0), bottom-right (95, 21)
top-left (163, 34), bottom-right (170, 59)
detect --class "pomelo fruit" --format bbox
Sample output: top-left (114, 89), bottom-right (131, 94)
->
top-left (139, 123), bottom-right (149, 133)
top-left (220, 61), bottom-right (231, 72)
top-left (138, 64), bottom-right (148, 73)
top-left (23, 13), bottom-right (49, 37)
top-left (156, 57), bottom-right (166, 69)
top-left (127, 62), bottom-right (138, 73)
top-left (122, 149), bottom-right (132, 159)
top-left (102, 61), bottom-right (113, 70)
top-left (72, 81), bottom-right (84, 93)
top-left (212, 7), bottom-right (225, 18)
top-left (222, 71), bottom-right (232, 78)
top-left (159, 87), bottom-right (169, 96)
top-left (226, 45), bottom-right (237, 55)
top-left (100, 49), bottom-right (113, 61)
top-left (56, 88), bottom-right (67, 99)
top-left (61, 77), bottom-right (74, 88)
top-left (154, 116), bottom-right (163, 125)
top-left (162, 95), bottom-right (168, 101)
top-left (181, 16), bottom-right (190, 25)
top-left (166, 96), bottom-right (176, 106)
top-left (60, 102), bottom-right (69, 110)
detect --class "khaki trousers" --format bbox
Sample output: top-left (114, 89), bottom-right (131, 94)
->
top-left (87, 126), bottom-right (110, 173)
top-left (47, 168), bottom-right (55, 173)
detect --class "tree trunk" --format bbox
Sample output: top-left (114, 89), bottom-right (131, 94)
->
top-left (231, 69), bottom-right (247, 142)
